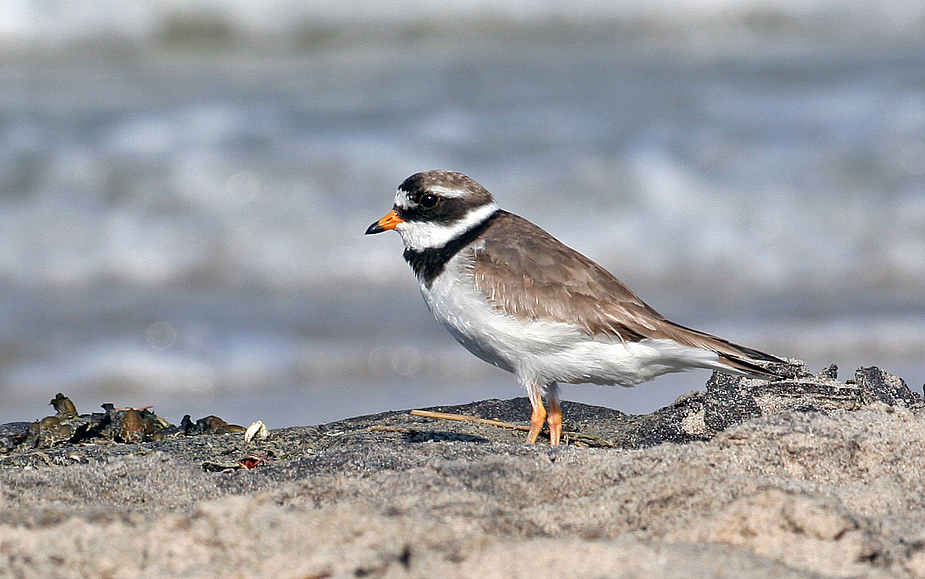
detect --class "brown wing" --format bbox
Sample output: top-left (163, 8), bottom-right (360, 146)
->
top-left (469, 211), bottom-right (784, 374)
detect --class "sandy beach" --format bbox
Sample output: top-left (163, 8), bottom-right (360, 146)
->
top-left (1, 363), bottom-right (924, 578)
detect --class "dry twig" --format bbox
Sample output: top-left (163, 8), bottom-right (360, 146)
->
top-left (410, 409), bottom-right (530, 431)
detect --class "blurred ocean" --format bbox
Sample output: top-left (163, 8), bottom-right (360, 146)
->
top-left (1, 0), bottom-right (924, 427)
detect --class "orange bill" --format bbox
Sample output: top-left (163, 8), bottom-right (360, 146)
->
top-left (365, 210), bottom-right (404, 234)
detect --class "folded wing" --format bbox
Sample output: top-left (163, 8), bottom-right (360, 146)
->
top-left (469, 211), bottom-right (785, 377)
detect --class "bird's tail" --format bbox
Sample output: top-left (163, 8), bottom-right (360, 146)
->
top-left (656, 319), bottom-right (788, 379)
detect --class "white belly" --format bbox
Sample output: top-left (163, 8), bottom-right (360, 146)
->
top-left (421, 257), bottom-right (725, 387)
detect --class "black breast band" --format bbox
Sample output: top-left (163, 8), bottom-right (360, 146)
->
top-left (403, 210), bottom-right (502, 288)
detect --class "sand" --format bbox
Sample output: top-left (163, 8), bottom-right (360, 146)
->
top-left (1, 363), bottom-right (924, 578)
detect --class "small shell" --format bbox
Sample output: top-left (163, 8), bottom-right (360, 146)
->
top-left (243, 420), bottom-right (268, 443)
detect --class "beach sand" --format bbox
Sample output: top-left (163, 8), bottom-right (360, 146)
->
top-left (1, 364), bottom-right (924, 578)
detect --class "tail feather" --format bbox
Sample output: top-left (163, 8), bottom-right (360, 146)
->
top-left (717, 353), bottom-right (784, 378)
top-left (655, 319), bottom-right (788, 379)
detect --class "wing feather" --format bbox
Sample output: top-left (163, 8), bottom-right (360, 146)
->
top-left (469, 211), bottom-right (784, 374)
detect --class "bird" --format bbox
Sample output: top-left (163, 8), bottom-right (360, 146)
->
top-left (365, 170), bottom-right (786, 445)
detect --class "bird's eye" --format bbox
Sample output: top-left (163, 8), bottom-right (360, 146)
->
top-left (419, 194), bottom-right (438, 208)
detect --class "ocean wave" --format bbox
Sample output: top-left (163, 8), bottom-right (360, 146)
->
top-left (1, 0), bottom-right (923, 47)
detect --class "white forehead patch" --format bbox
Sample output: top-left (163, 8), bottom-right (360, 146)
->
top-left (393, 188), bottom-right (412, 210)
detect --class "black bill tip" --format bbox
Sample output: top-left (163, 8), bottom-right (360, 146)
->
top-left (365, 221), bottom-right (386, 235)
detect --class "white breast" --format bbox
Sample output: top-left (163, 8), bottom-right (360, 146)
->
top-left (420, 252), bottom-right (578, 372)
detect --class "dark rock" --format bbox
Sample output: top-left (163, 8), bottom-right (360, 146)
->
top-left (704, 372), bottom-right (763, 432)
top-left (855, 366), bottom-right (922, 407)
top-left (0, 422), bottom-right (32, 453)
top-left (816, 364), bottom-right (839, 380)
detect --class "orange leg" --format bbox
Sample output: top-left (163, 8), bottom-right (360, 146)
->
top-left (547, 394), bottom-right (562, 446)
top-left (527, 381), bottom-right (562, 445)
top-left (526, 387), bottom-right (546, 444)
